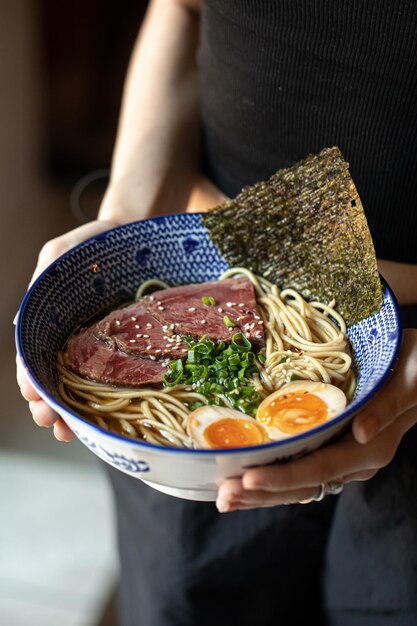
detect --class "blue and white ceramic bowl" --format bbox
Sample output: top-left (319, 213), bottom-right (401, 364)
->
top-left (16, 214), bottom-right (402, 501)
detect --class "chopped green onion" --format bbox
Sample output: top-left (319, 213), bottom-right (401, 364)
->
top-left (223, 315), bottom-right (236, 328)
top-left (162, 333), bottom-right (262, 415)
top-left (231, 332), bottom-right (251, 351)
top-left (201, 296), bottom-right (216, 306)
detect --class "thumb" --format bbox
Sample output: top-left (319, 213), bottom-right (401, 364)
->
top-left (352, 328), bottom-right (417, 443)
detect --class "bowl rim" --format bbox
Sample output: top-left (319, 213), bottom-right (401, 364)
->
top-left (15, 214), bottom-right (404, 456)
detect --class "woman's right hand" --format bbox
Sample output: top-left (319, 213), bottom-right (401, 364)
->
top-left (16, 219), bottom-right (120, 442)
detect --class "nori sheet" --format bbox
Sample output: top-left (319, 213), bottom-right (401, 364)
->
top-left (201, 146), bottom-right (384, 327)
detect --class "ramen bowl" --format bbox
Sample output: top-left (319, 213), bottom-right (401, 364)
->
top-left (16, 214), bottom-right (402, 501)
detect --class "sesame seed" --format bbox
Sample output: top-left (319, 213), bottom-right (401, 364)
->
top-left (158, 306), bottom-right (165, 311)
top-left (156, 301), bottom-right (162, 306)
top-left (131, 317), bottom-right (137, 321)
top-left (172, 346), bottom-right (179, 350)
top-left (162, 325), bottom-right (168, 331)
top-left (149, 355), bottom-right (156, 361)
top-left (217, 308), bottom-right (223, 313)
top-left (188, 307), bottom-right (196, 312)
top-left (155, 349), bottom-right (162, 354)
top-left (114, 320), bottom-right (121, 326)
top-left (146, 345), bottom-right (152, 350)
top-left (135, 324), bottom-right (140, 329)
top-left (149, 295), bottom-right (155, 301)
top-left (143, 334), bottom-right (150, 339)
top-left (181, 349), bottom-right (187, 353)
top-left (201, 320), bottom-right (207, 324)
top-left (169, 323), bottom-right (175, 330)
top-left (146, 323), bottom-right (153, 328)
top-left (245, 332), bottom-right (250, 337)
top-left (254, 315), bottom-right (260, 320)
top-left (165, 344), bottom-right (173, 348)
top-left (258, 321), bottom-right (264, 325)
top-left (238, 303), bottom-right (244, 307)
top-left (136, 333), bottom-right (142, 338)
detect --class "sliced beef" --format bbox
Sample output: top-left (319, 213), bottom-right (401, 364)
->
top-left (95, 301), bottom-right (188, 360)
top-left (145, 277), bottom-right (265, 350)
top-left (64, 326), bottom-right (166, 386)
top-left (63, 276), bottom-right (265, 387)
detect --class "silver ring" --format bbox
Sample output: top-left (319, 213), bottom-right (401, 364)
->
top-left (313, 479), bottom-right (344, 501)
top-left (299, 479), bottom-right (344, 504)
top-left (325, 479), bottom-right (344, 496)
top-left (312, 483), bottom-right (326, 501)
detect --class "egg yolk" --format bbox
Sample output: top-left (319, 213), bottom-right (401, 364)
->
top-left (257, 391), bottom-right (328, 434)
top-left (203, 417), bottom-right (266, 448)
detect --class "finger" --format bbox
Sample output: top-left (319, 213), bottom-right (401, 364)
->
top-left (53, 419), bottom-right (75, 442)
top-left (217, 478), bottom-right (323, 512)
top-left (240, 428), bottom-right (398, 493)
top-left (353, 328), bottom-right (417, 444)
top-left (218, 467), bottom-right (380, 512)
top-left (28, 394), bottom-right (75, 442)
top-left (16, 357), bottom-right (41, 402)
top-left (29, 399), bottom-right (60, 428)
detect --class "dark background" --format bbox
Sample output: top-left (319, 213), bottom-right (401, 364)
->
top-left (1, 3), bottom-right (149, 624)
top-left (42, 0), bottom-right (148, 184)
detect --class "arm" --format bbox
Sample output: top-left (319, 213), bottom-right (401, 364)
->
top-left (99, 0), bottom-right (205, 223)
top-left (17, 0), bottom-right (223, 441)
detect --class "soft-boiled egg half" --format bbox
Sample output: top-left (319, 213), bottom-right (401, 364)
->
top-left (256, 380), bottom-right (347, 439)
top-left (187, 405), bottom-right (269, 449)
top-left (186, 381), bottom-right (348, 449)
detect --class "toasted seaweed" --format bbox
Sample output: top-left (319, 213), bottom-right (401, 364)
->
top-left (202, 146), bottom-right (384, 327)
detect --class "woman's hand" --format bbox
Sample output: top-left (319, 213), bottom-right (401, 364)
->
top-left (16, 219), bottom-right (119, 442)
top-left (216, 328), bottom-right (417, 512)
top-left (186, 176), bottom-right (228, 213)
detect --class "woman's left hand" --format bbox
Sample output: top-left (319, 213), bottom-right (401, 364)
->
top-left (216, 328), bottom-right (417, 512)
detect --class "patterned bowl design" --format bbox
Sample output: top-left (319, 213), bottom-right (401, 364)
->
top-left (15, 214), bottom-right (402, 501)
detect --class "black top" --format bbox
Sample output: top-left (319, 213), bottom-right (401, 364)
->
top-left (107, 5), bottom-right (417, 626)
top-left (199, 0), bottom-right (417, 264)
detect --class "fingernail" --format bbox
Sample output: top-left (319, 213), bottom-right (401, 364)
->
top-left (358, 414), bottom-right (379, 443)
top-left (216, 499), bottom-right (240, 513)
